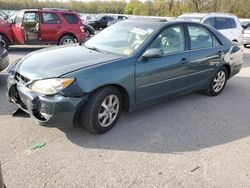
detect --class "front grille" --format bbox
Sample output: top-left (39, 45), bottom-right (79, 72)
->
top-left (15, 72), bottom-right (30, 83)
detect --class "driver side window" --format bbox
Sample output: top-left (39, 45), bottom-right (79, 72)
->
top-left (149, 25), bottom-right (185, 54)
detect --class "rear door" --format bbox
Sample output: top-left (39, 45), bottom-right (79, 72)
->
top-left (186, 24), bottom-right (222, 89)
top-left (39, 12), bottom-right (62, 43)
top-left (11, 11), bottom-right (25, 44)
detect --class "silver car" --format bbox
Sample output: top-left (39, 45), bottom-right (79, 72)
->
top-left (243, 27), bottom-right (250, 47)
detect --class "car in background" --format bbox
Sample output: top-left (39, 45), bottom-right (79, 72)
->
top-left (7, 20), bottom-right (243, 134)
top-left (0, 10), bottom-right (8, 20)
top-left (107, 15), bottom-right (128, 26)
top-left (241, 21), bottom-right (250, 29)
top-left (0, 35), bottom-right (9, 72)
top-left (0, 8), bottom-right (86, 49)
top-left (242, 27), bottom-right (250, 47)
top-left (87, 15), bottom-right (115, 30)
top-left (82, 23), bottom-right (95, 37)
top-left (177, 13), bottom-right (243, 43)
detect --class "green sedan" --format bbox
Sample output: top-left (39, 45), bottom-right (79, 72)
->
top-left (7, 19), bottom-right (243, 134)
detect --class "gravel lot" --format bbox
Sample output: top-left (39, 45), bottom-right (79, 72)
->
top-left (1, 45), bottom-right (250, 187)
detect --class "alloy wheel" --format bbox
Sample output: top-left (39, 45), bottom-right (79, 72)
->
top-left (62, 38), bottom-right (75, 45)
top-left (98, 94), bottom-right (120, 128)
top-left (213, 71), bottom-right (226, 93)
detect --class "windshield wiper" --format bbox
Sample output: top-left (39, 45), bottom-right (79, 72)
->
top-left (84, 45), bottom-right (104, 53)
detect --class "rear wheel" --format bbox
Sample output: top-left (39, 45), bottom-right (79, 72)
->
top-left (81, 86), bottom-right (122, 134)
top-left (85, 28), bottom-right (91, 38)
top-left (59, 35), bottom-right (76, 45)
top-left (1, 35), bottom-right (9, 50)
top-left (204, 67), bottom-right (228, 96)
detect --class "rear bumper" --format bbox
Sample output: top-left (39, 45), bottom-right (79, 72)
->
top-left (0, 48), bottom-right (9, 71)
top-left (7, 74), bottom-right (87, 128)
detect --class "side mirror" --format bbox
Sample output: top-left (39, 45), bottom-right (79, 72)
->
top-left (142, 48), bottom-right (163, 59)
top-left (7, 18), bottom-right (14, 24)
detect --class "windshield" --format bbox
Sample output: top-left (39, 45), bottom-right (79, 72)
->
top-left (84, 22), bottom-right (156, 56)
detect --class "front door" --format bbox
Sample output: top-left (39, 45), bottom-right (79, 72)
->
top-left (11, 11), bottom-right (25, 44)
top-left (136, 25), bottom-right (189, 104)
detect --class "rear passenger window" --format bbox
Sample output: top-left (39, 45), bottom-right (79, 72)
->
top-left (188, 25), bottom-right (213, 49)
top-left (215, 17), bottom-right (229, 30)
top-left (228, 18), bottom-right (236, 28)
top-left (63, 14), bottom-right (78, 24)
top-left (204, 18), bottom-right (214, 28)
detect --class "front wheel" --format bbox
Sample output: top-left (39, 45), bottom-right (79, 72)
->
top-left (204, 67), bottom-right (228, 96)
top-left (81, 86), bottom-right (122, 134)
top-left (59, 35), bottom-right (76, 45)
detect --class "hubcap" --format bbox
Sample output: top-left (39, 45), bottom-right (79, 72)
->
top-left (98, 95), bottom-right (119, 128)
top-left (213, 71), bottom-right (226, 92)
top-left (63, 38), bottom-right (74, 45)
top-left (86, 30), bottom-right (90, 37)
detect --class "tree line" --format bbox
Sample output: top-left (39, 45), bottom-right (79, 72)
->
top-left (0, 0), bottom-right (250, 18)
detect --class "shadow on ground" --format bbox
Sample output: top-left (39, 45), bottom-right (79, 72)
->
top-left (61, 76), bottom-right (250, 154)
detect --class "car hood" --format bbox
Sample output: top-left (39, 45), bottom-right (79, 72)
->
top-left (16, 45), bottom-right (122, 80)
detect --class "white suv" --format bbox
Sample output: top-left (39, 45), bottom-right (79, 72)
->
top-left (177, 13), bottom-right (243, 43)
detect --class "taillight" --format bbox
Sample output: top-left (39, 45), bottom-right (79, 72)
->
top-left (80, 26), bottom-right (84, 33)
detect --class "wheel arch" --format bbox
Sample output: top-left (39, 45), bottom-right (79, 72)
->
top-left (0, 33), bottom-right (11, 45)
top-left (222, 64), bottom-right (231, 79)
top-left (89, 84), bottom-right (130, 111)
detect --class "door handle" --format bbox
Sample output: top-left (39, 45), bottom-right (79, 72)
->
top-left (179, 58), bottom-right (189, 64)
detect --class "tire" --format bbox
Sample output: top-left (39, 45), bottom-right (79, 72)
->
top-left (244, 44), bottom-right (248, 48)
top-left (204, 66), bottom-right (228, 96)
top-left (81, 86), bottom-right (122, 134)
top-left (1, 35), bottom-right (9, 50)
top-left (85, 29), bottom-right (91, 38)
top-left (59, 35), bottom-right (76, 45)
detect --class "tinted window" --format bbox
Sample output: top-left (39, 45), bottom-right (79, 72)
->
top-left (63, 14), bottom-right (78, 24)
top-left (215, 17), bottom-right (229, 30)
top-left (188, 25), bottom-right (213, 49)
top-left (204, 18), bottom-right (214, 28)
top-left (229, 18), bottom-right (236, 28)
top-left (149, 25), bottom-right (185, 54)
top-left (42, 13), bottom-right (60, 24)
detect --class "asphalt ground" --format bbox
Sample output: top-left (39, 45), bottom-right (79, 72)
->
top-left (0, 45), bottom-right (250, 187)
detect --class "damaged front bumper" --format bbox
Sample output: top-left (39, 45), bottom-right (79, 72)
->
top-left (7, 73), bottom-right (87, 128)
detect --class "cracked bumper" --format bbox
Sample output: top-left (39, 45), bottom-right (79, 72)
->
top-left (7, 74), bottom-right (87, 128)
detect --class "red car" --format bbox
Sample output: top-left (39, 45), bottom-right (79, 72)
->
top-left (0, 9), bottom-right (86, 49)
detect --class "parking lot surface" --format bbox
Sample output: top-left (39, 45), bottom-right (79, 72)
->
top-left (1, 45), bottom-right (250, 187)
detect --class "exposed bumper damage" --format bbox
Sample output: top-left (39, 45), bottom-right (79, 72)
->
top-left (7, 73), bottom-right (87, 128)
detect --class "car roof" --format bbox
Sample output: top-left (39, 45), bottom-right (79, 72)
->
top-left (21, 8), bottom-right (77, 14)
top-left (124, 19), bottom-right (210, 28)
top-left (179, 12), bottom-right (237, 19)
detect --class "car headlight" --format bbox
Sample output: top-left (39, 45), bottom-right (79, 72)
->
top-left (28, 78), bottom-right (75, 95)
